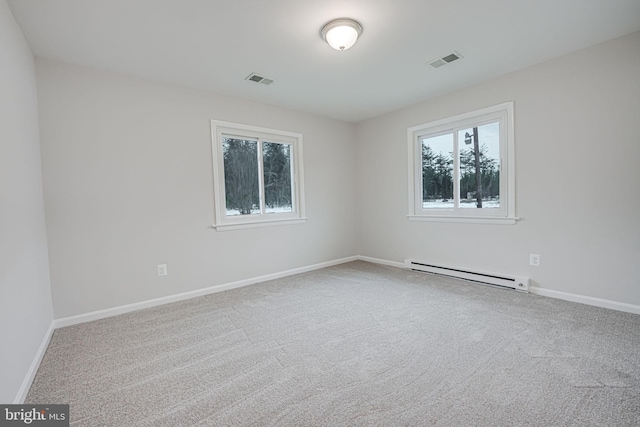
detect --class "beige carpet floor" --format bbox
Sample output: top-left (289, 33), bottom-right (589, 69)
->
top-left (27, 261), bottom-right (640, 426)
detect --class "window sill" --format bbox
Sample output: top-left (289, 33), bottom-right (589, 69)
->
top-left (407, 215), bottom-right (519, 225)
top-left (212, 217), bottom-right (308, 231)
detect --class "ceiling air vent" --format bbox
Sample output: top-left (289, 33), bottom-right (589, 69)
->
top-left (245, 73), bottom-right (274, 85)
top-left (429, 59), bottom-right (447, 68)
top-left (428, 51), bottom-right (463, 69)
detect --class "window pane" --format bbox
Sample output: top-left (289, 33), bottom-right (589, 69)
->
top-left (263, 142), bottom-right (293, 214)
top-left (222, 138), bottom-right (260, 216)
top-left (458, 122), bottom-right (500, 209)
top-left (421, 133), bottom-right (454, 208)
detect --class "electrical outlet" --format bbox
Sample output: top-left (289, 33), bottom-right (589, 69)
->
top-left (529, 254), bottom-right (540, 267)
top-left (157, 264), bottom-right (168, 276)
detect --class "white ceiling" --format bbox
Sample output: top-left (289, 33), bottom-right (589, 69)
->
top-left (7, 0), bottom-right (640, 122)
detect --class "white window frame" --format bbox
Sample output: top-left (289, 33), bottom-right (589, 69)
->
top-left (407, 102), bottom-right (518, 224)
top-left (211, 120), bottom-right (306, 231)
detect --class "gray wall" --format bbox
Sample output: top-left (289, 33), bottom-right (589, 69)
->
top-left (356, 32), bottom-right (640, 306)
top-left (0, 0), bottom-right (54, 403)
top-left (36, 59), bottom-right (359, 319)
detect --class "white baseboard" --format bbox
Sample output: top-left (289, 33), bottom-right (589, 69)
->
top-left (14, 320), bottom-right (55, 404)
top-left (357, 256), bottom-right (405, 269)
top-left (529, 286), bottom-right (640, 315)
top-left (359, 255), bottom-right (640, 315)
top-left (55, 256), bottom-right (359, 328)
top-left (38, 251), bottom-right (640, 330)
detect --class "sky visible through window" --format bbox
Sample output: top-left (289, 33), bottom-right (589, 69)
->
top-left (424, 123), bottom-right (499, 162)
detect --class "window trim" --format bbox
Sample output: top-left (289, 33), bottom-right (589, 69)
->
top-left (407, 102), bottom-right (518, 224)
top-left (211, 120), bottom-right (306, 231)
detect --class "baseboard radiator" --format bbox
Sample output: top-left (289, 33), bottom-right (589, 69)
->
top-left (404, 259), bottom-right (529, 292)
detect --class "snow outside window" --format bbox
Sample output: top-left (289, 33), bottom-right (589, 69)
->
top-left (407, 102), bottom-right (518, 224)
top-left (211, 121), bottom-right (306, 230)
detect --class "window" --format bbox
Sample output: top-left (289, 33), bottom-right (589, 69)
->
top-left (407, 102), bottom-right (517, 224)
top-left (211, 121), bottom-right (306, 230)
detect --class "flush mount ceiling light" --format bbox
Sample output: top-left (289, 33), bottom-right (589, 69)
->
top-left (320, 18), bottom-right (363, 51)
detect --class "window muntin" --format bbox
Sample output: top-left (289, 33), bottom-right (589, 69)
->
top-left (408, 102), bottom-right (516, 223)
top-left (212, 121), bottom-right (305, 230)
